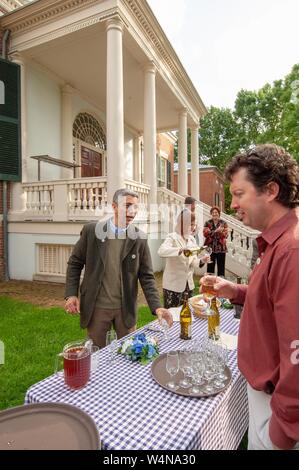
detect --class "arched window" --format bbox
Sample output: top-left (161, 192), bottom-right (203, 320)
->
top-left (73, 112), bottom-right (106, 149)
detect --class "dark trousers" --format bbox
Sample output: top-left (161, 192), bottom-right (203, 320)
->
top-left (207, 252), bottom-right (226, 277)
top-left (87, 308), bottom-right (136, 348)
top-left (163, 283), bottom-right (194, 309)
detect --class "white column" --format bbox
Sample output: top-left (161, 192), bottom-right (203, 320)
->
top-left (61, 84), bottom-right (73, 179)
top-left (106, 17), bottom-right (125, 202)
top-left (10, 53), bottom-right (27, 183)
top-left (10, 183), bottom-right (26, 216)
top-left (191, 126), bottom-right (199, 200)
top-left (143, 62), bottom-right (157, 205)
top-left (178, 109), bottom-right (188, 196)
top-left (133, 136), bottom-right (141, 182)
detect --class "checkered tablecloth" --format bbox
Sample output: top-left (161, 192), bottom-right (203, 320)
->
top-left (25, 307), bottom-right (248, 450)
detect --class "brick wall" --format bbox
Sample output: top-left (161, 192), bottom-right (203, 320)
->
top-left (173, 169), bottom-right (225, 210)
top-left (0, 182), bottom-right (10, 281)
top-left (157, 134), bottom-right (174, 189)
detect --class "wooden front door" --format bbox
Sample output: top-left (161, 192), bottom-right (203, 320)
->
top-left (81, 146), bottom-right (102, 177)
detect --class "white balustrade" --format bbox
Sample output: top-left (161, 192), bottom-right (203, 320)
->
top-left (15, 178), bottom-right (152, 222)
top-left (15, 181), bottom-right (259, 279)
top-left (22, 182), bottom-right (54, 218)
top-left (68, 177), bottom-right (108, 219)
top-left (125, 179), bottom-right (150, 220)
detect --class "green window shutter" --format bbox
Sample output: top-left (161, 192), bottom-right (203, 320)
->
top-left (0, 58), bottom-right (21, 181)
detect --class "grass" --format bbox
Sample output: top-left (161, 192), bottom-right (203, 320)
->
top-left (0, 294), bottom-right (248, 449)
top-left (0, 296), bottom-right (153, 410)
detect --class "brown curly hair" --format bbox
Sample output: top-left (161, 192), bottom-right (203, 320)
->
top-left (224, 144), bottom-right (299, 208)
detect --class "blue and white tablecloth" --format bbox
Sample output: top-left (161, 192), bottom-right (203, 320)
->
top-left (25, 307), bottom-right (248, 450)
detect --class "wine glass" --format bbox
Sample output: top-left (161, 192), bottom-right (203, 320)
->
top-left (166, 351), bottom-right (179, 390)
top-left (217, 342), bottom-right (229, 381)
top-left (189, 353), bottom-right (205, 394)
top-left (160, 318), bottom-right (170, 341)
top-left (204, 246), bottom-right (213, 264)
top-left (179, 350), bottom-right (193, 388)
top-left (201, 274), bottom-right (217, 298)
top-left (106, 329), bottom-right (118, 363)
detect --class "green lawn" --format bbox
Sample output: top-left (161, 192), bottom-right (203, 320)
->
top-left (0, 295), bottom-right (248, 449)
top-left (0, 296), bottom-right (153, 410)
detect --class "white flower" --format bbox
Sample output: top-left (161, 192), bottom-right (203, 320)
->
top-left (147, 337), bottom-right (157, 346)
top-left (121, 339), bottom-right (133, 354)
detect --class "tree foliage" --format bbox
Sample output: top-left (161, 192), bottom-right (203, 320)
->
top-left (199, 106), bottom-right (241, 170)
top-left (199, 63), bottom-right (299, 170)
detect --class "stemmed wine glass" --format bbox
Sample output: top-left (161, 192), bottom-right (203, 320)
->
top-left (106, 329), bottom-right (118, 363)
top-left (160, 318), bottom-right (170, 341)
top-left (179, 350), bottom-right (193, 388)
top-left (166, 351), bottom-right (179, 390)
top-left (203, 246), bottom-right (213, 264)
top-left (189, 352), bottom-right (205, 394)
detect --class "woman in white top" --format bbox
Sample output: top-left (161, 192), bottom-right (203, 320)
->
top-left (158, 210), bottom-right (209, 309)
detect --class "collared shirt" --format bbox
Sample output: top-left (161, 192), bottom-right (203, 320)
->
top-left (109, 219), bottom-right (127, 238)
top-left (233, 208), bottom-right (299, 449)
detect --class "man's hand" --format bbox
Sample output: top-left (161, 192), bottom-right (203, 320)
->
top-left (200, 275), bottom-right (239, 299)
top-left (65, 296), bottom-right (80, 315)
top-left (156, 308), bottom-right (173, 327)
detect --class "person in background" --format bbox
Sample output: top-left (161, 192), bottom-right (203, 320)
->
top-left (200, 144), bottom-right (299, 450)
top-left (184, 196), bottom-right (197, 214)
top-left (64, 188), bottom-right (173, 348)
top-left (203, 206), bottom-right (228, 277)
top-left (184, 196), bottom-right (201, 245)
top-left (158, 210), bottom-right (210, 308)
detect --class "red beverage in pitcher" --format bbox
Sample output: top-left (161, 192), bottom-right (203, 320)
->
top-left (64, 346), bottom-right (90, 390)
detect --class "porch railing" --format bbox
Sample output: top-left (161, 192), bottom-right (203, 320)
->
top-left (158, 187), bottom-right (259, 277)
top-left (15, 178), bottom-right (150, 222)
top-left (11, 181), bottom-right (258, 278)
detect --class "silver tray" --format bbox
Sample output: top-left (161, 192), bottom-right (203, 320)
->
top-left (0, 403), bottom-right (100, 450)
top-left (151, 351), bottom-right (232, 398)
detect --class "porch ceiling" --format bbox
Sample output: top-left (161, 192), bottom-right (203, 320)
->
top-left (24, 21), bottom-right (187, 134)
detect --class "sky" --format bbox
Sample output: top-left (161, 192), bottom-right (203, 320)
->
top-left (147, 0), bottom-right (299, 109)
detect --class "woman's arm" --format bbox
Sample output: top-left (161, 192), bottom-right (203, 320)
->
top-left (158, 235), bottom-right (182, 258)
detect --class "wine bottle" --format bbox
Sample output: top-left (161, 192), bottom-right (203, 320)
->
top-left (208, 296), bottom-right (220, 340)
top-left (180, 292), bottom-right (192, 340)
top-left (183, 245), bottom-right (208, 257)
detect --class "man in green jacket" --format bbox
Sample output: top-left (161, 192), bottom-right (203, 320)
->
top-left (65, 188), bottom-right (172, 347)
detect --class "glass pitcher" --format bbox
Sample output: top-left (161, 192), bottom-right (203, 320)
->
top-left (55, 340), bottom-right (91, 390)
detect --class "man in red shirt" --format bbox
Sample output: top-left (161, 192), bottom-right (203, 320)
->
top-left (201, 144), bottom-right (299, 450)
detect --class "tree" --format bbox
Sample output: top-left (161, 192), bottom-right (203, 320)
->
top-left (199, 107), bottom-right (241, 170)
top-left (197, 63), bottom-right (299, 210)
top-left (233, 64), bottom-right (299, 162)
top-left (173, 63), bottom-right (299, 202)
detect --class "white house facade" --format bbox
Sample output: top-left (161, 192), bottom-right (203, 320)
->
top-left (1, 0), bottom-right (257, 282)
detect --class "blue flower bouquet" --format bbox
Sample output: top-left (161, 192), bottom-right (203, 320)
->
top-left (119, 333), bottom-right (159, 365)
